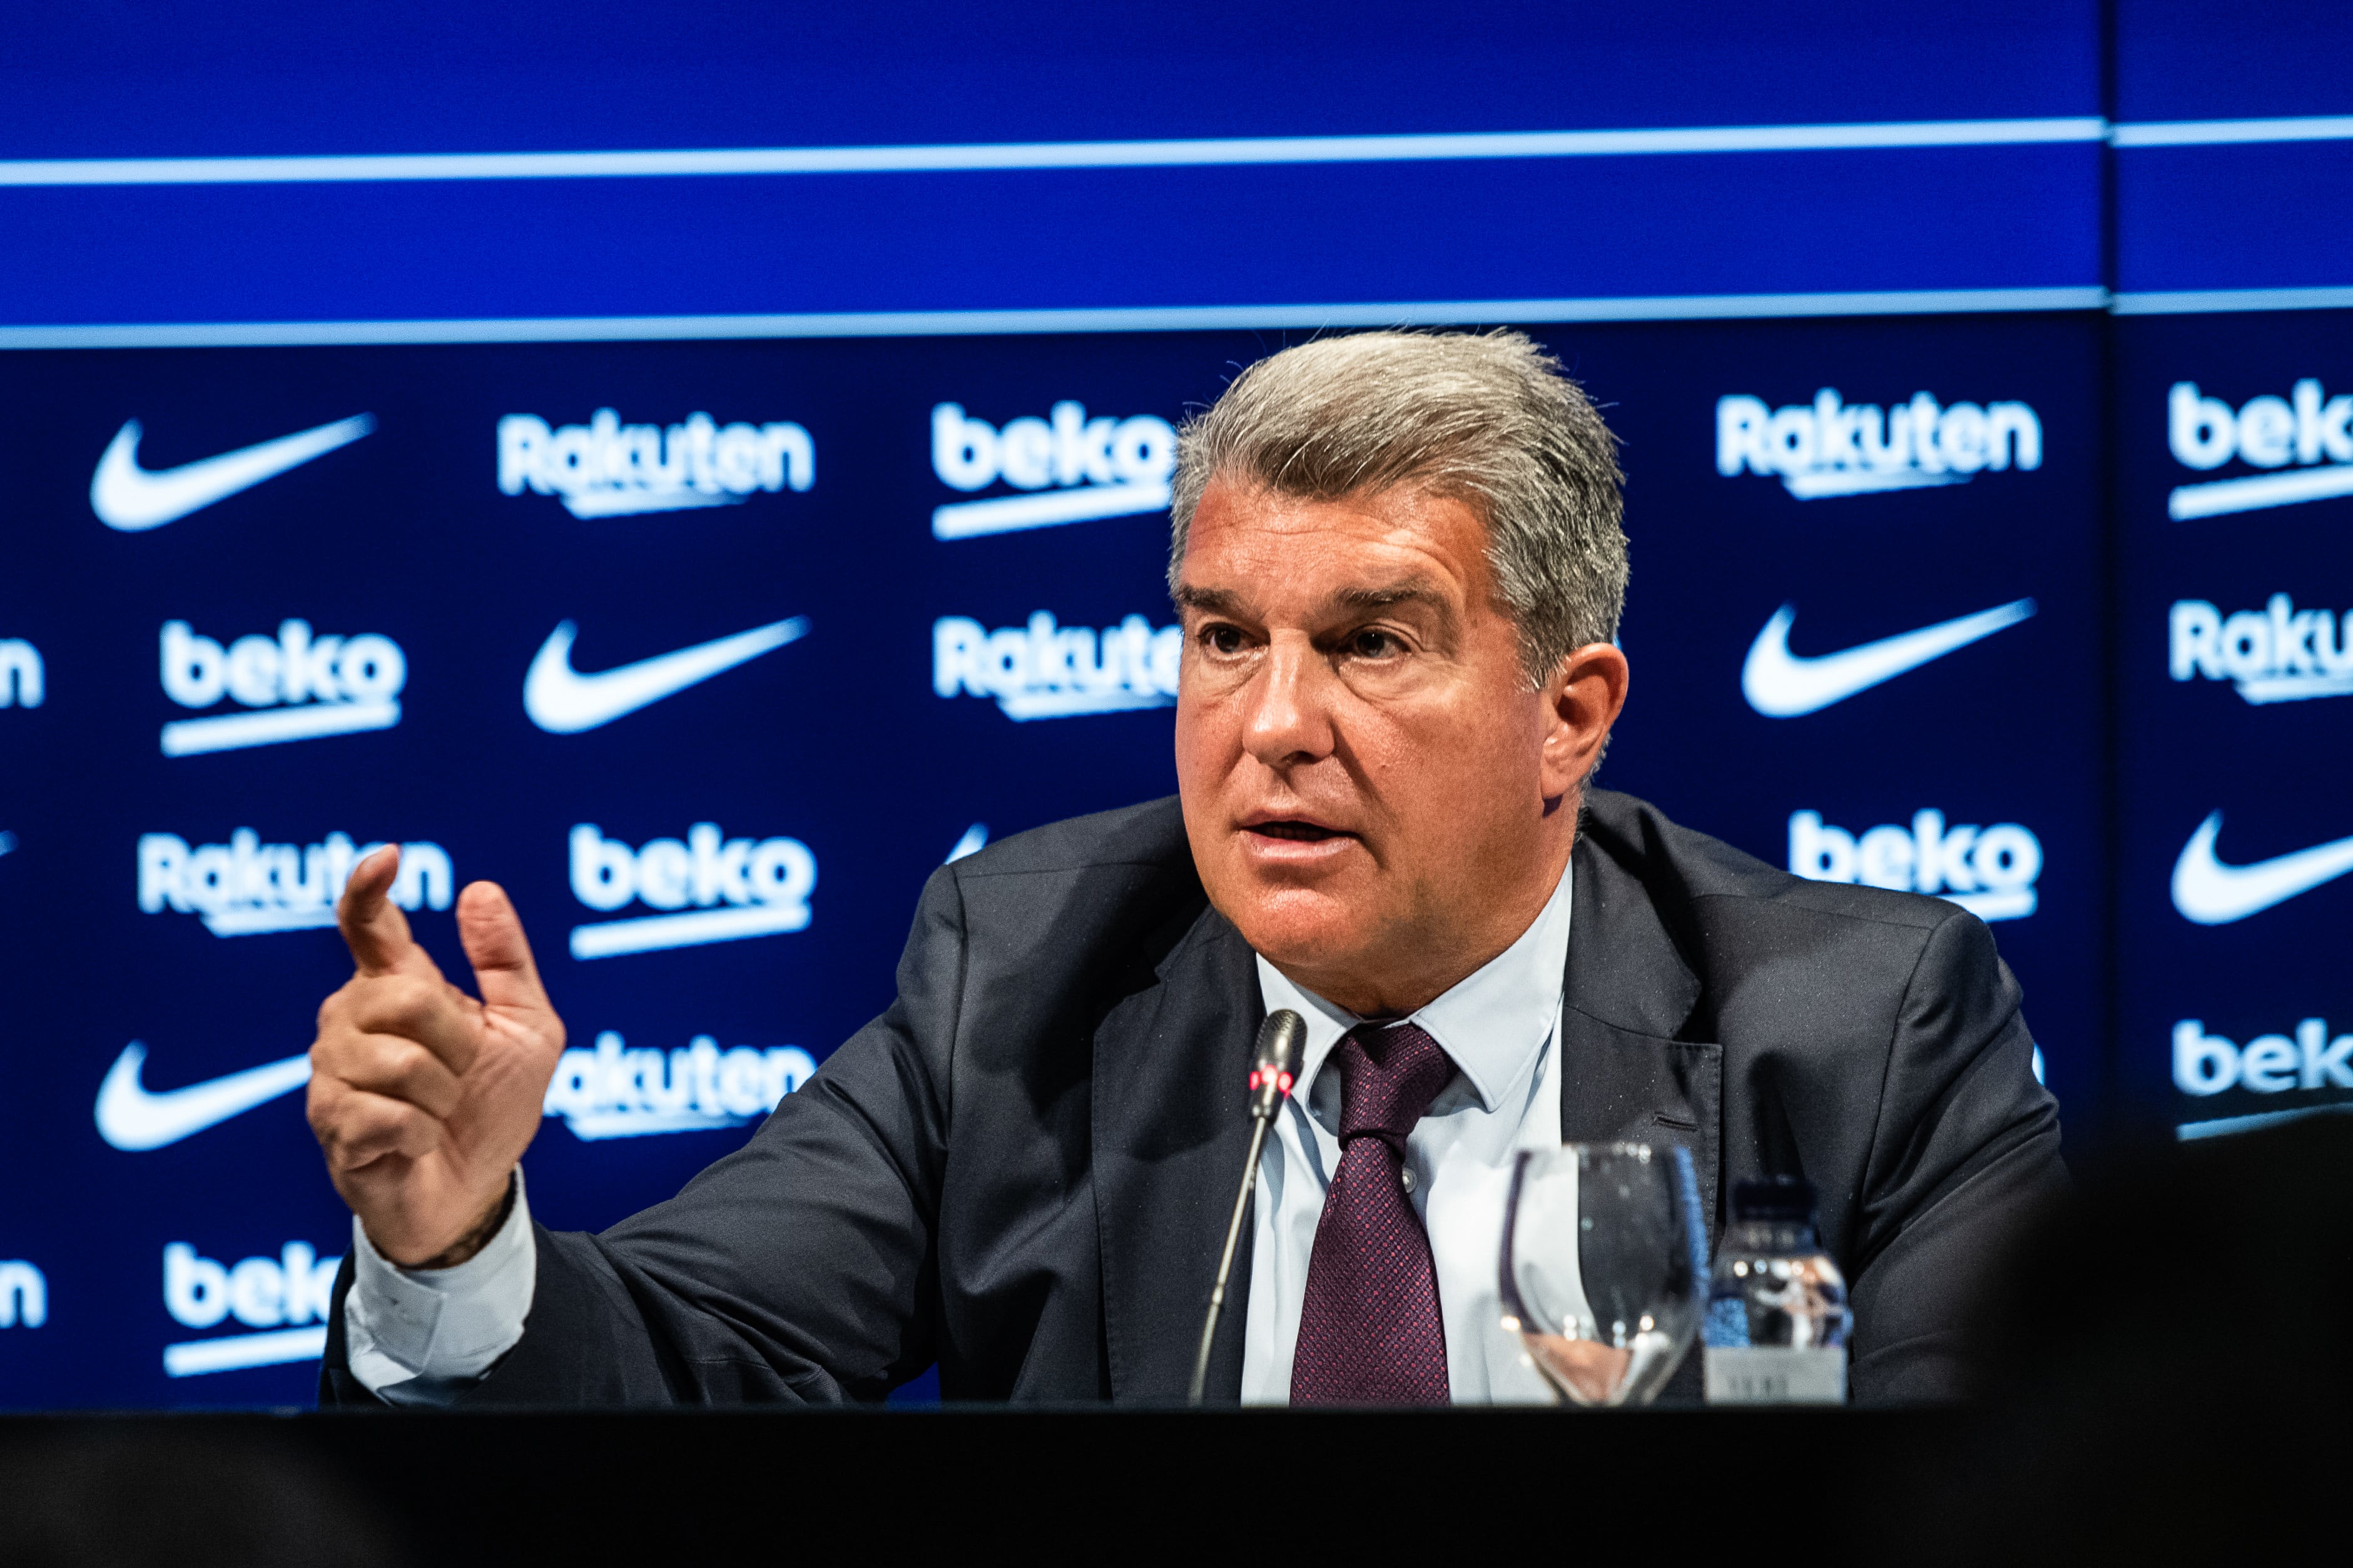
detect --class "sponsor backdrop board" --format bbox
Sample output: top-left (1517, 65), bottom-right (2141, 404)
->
top-left (3, 0), bottom-right (2351, 1407)
top-left (0, 322), bottom-right (2101, 1406)
top-left (2114, 313), bottom-right (2353, 1136)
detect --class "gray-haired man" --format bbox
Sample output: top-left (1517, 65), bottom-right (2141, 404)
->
top-left (309, 330), bottom-right (2063, 1407)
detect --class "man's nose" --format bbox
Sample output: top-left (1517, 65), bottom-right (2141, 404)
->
top-left (1242, 634), bottom-right (1336, 767)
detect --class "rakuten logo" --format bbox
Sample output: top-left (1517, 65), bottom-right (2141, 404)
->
top-left (2170, 595), bottom-right (2353, 704)
top-left (161, 1240), bottom-right (339, 1377)
top-left (1787, 809), bottom-right (2042, 921)
top-left (2166, 380), bottom-right (2353, 520)
top-left (569, 824), bottom-right (816, 959)
top-left (140, 830), bottom-right (452, 937)
top-left (0, 1260), bottom-right (44, 1328)
top-left (499, 410), bottom-right (814, 518)
top-left (0, 638), bottom-right (41, 709)
top-left (160, 619), bottom-right (405, 756)
top-left (930, 402), bottom-right (1177, 539)
top-left (543, 1030), bottom-right (817, 1140)
top-left (1717, 390), bottom-right (2042, 499)
top-left (933, 612), bottom-right (1180, 721)
top-left (2174, 1018), bottom-right (2353, 1098)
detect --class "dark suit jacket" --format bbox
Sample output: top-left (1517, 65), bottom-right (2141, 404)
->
top-left (322, 789), bottom-right (2065, 1407)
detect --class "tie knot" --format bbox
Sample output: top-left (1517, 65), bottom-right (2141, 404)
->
top-left (1332, 1020), bottom-right (1455, 1149)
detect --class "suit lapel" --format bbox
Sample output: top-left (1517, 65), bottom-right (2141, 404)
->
top-left (1558, 828), bottom-right (1725, 1246)
top-left (1092, 900), bottom-right (1263, 1405)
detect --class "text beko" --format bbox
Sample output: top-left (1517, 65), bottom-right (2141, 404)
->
top-left (931, 402), bottom-right (1177, 539)
top-left (1717, 390), bottom-right (2042, 499)
top-left (569, 823), bottom-right (816, 959)
top-left (933, 612), bottom-right (1181, 721)
top-left (2173, 1018), bottom-right (2353, 1097)
top-left (2167, 380), bottom-right (2353, 520)
top-left (140, 830), bottom-right (452, 936)
top-left (543, 1030), bottom-right (818, 1139)
top-left (1787, 809), bottom-right (2043, 921)
top-left (160, 619), bottom-right (405, 755)
top-left (161, 1240), bottom-right (340, 1376)
top-left (499, 410), bottom-right (813, 518)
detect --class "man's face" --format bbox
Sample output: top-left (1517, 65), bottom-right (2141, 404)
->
top-left (1173, 476), bottom-right (1624, 1013)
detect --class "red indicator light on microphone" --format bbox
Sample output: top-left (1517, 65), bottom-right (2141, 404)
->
top-left (1248, 1070), bottom-right (1263, 1090)
top-left (1276, 1072), bottom-right (1294, 1095)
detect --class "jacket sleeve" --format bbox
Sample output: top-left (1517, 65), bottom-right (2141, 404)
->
top-left (1844, 910), bottom-right (2068, 1405)
top-left (318, 863), bottom-right (968, 1408)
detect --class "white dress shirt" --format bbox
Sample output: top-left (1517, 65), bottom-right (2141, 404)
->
top-left (1241, 857), bottom-right (1569, 1404)
top-left (347, 860), bottom-right (1573, 1405)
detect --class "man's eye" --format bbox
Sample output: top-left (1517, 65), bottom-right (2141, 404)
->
top-left (1349, 629), bottom-right (1401, 658)
top-left (1202, 625), bottom-right (1247, 654)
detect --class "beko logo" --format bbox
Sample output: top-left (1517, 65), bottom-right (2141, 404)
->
top-left (499, 410), bottom-right (814, 518)
top-left (0, 1261), bottom-right (44, 1329)
top-left (160, 619), bottom-right (405, 756)
top-left (2170, 596), bottom-right (2353, 704)
top-left (140, 830), bottom-right (452, 936)
top-left (2171, 812), bottom-right (2353, 924)
top-left (1787, 810), bottom-right (2043, 921)
top-left (933, 612), bottom-right (1181, 720)
top-left (569, 824), bottom-right (816, 959)
top-left (543, 1030), bottom-right (816, 1140)
top-left (1716, 390), bottom-right (2042, 499)
top-left (0, 638), bottom-right (41, 709)
top-left (2166, 380), bottom-right (2353, 520)
top-left (163, 1240), bottom-right (339, 1377)
top-left (2175, 1019), bottom-right (2353, 1098)
top-left (931, 402), bottom-right (1177, 539)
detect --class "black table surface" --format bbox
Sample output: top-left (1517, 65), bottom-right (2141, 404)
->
top-left (0, 1406), bottom-right (1969, 1565)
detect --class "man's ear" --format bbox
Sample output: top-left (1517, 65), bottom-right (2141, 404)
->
top-left (1538, 642), bottom-right (1630, 802)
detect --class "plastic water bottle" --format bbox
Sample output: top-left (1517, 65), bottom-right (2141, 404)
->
top-left (1703, 1175), bottom-right (1851, 1405)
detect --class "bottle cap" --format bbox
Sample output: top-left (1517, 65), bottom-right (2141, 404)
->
top-left (1732, 1174), bottom-right (1818, 1223)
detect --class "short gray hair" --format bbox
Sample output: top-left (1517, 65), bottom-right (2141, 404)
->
top-left (1169, 329), bottom-right (1627, 682)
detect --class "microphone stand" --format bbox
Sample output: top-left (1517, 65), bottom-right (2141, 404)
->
top-left (1187, 1009), bottom-right (1304, 1406)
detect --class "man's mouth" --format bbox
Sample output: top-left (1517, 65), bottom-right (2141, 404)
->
top-left (1246, 820), bottom-right (1348, 842)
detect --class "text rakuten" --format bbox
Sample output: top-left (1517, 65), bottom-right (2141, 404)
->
top-left (543, 1030), bottom-right (817, 1140)
top-left (2170, 595), bottom-right (2353, 704)
top-left (140, 830), bottom-right (452, 937)
top-left (933, 612), bottom-right (1180, 721)
top-left (499, 410), bottom-right (813, 518)
top-left (1717, 390), bottom-right (2041, 500)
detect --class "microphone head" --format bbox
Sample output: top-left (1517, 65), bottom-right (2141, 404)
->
top-left (1246, 1009), bottom-right (1306, 1120)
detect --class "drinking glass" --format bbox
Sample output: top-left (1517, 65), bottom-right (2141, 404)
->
top-left (1499, 1141), bottom-right (1707, 1407)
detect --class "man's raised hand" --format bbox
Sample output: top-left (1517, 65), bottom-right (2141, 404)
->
top-left (308, 846), bottom-right (566, 1268)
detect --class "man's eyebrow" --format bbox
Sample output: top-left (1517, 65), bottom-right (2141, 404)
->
top-left (1333, 579), bottom-right (1445, 613)
top-left (1172, 585), bottom-right (1248, 616)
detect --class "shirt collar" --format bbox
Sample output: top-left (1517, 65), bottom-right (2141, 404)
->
top-left (1253, 854), bottom-right (1575, 1115)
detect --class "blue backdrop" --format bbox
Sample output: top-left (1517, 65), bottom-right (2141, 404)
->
top-left (0, 0), bottom-right (2345, 1407)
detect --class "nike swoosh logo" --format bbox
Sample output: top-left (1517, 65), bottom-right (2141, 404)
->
top-left (1741, 598), bottom-right (2037, 717)
top-left (524, 615), bottom-right (810, 734)
top-left (2171, 811), bottom-right (2353, 924)
top-left (94, 1042), bottom-right (312, 1151)
top-left (91, 413), bottom-right (375, 531)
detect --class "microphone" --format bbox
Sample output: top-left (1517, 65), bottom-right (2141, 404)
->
top-left (1187, 1008), bottom-right (1306, 1405)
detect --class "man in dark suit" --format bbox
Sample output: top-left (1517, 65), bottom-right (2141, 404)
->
top-left (308, 330), bottom-right (2063, 1407)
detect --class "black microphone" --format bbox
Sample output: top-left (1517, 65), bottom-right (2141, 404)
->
top-left (1187, 1008), bottom-right (1306, 1405)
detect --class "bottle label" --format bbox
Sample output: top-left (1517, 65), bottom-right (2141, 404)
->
top-left (1704, 1345), bottom-right (1847, 1405)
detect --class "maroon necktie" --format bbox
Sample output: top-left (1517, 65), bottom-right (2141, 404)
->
top-left (1289, 1019), bottom-right (1456, 1406)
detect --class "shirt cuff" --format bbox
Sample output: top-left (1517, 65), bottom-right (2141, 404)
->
top-left (344, 1170), bottom-right (537, 1405)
